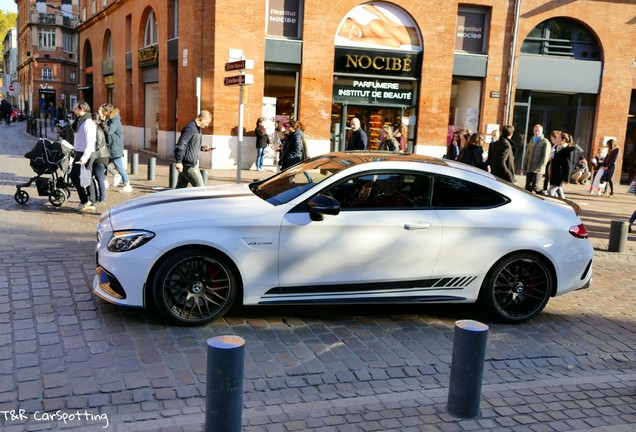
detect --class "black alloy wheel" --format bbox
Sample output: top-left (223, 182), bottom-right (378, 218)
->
top-left (152, 248), bottom-right (238, 325)
top-left (479, 253), bottom-right (553, 323)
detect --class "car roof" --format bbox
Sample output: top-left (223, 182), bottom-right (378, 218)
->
top-left (317, 151), bottom-right (492, 178)
top-left (319, 151), bottom-right (447, 166)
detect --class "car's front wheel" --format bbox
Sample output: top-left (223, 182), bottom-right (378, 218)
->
top-left (152, 248), bottom-right (238, 326)
top-left (479, 253), bottom-right (553, 323)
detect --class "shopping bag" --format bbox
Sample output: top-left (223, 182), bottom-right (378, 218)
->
top-left (628, 180), bottom-right (636, 194)
top-left (80, 165), bottom-right (92, 188)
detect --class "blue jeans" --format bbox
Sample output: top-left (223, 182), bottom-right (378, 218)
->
top-left (256, 147), bottom-right (265, 170)
top-left (91, 161), bottom-right (107, 202)
top-left (109, 157), bottom-right (129, 184)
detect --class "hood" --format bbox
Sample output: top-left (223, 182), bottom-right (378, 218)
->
top-left (109, 109), bottom-right (120, 120)
top-left (107, 183), bottom-right (274, 230)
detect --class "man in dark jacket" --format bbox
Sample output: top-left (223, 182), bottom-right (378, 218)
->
top-left (174, 110), bottom-right (213, 188)
top-left (346, 117), bottom-right (367, 150)
top-left (488, 125), bottom-right (516, 183)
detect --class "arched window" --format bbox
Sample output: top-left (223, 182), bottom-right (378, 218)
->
top-left (521, 18), bottom-right (600, 60)
top-left (106, 33), bottom-right (113, 59)
top-left (144, 10), bottom-right (158, 47)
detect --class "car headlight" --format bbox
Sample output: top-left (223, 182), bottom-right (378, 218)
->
top-left (107, 230), bottom-right (155, 252)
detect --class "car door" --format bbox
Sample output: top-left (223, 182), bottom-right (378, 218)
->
top-left (277, 171), bottom-right (443, 294)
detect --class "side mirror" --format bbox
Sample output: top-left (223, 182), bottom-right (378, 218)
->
top-left (307, 195), bottom-right (340, 221)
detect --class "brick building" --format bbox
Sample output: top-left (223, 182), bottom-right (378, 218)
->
top-left (71, 0), bottom-right (634, 181)
top-left (15, 0), bottom-right (79, 117)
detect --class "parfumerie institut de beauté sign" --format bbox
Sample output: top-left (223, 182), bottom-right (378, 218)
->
top-left (333, 47), bottom-right (422, 106)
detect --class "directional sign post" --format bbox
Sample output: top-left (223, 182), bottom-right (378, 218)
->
top-left (224, 55), bottom-right (254, 183)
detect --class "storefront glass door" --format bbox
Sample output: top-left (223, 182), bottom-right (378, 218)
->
top-left (331, 104), bottom-right (410, 152)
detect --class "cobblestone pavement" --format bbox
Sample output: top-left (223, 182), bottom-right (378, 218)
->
top-left (1, 123), bottom-right (635, 431)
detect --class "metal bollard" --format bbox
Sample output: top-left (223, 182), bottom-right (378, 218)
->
top-left (204, 335), bottom-right (245, 432)
top-left (201, 169), bottom-right (208, 186)
top-left (447, 320), bottom-right (489, 419)
top-left (147, 157), bottom-right (156, 181)
top-left (130, 153), bottom-right (139, 175)
top-left (169, 163), bottom-right (178, 189)
top-left (608, 220), bottom-right (628, 253)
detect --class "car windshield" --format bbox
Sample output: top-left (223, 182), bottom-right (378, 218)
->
top-left (252, 156), bottom-right (349, 205)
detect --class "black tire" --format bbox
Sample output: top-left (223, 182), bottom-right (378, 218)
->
top-left (152, 248), bottom-right (238, 326)
top-left (479, 253), bottom-right (553, 323)
top-left (14, 189), bottom-right (29, 204)
top-left (49, 189), bottom-right (67, 207)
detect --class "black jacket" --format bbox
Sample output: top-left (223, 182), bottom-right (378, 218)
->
top-left (488, 136), bottom-right (516, 182)
top-left (174, 120), bottom-right (202, 167)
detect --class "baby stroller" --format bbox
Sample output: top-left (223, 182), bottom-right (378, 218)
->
top-left (15, 138), bottom-right (75, 207)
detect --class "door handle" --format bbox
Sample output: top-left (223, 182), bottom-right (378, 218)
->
top-left (404, 222), bottom-right (432, 230)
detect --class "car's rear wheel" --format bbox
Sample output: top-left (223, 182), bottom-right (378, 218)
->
top-left (152, 248), bottom-right (238, 326)
top-left (479, 253), bottom-right (553, 323)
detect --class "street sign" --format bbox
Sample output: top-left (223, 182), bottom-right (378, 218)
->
top-left (224, 74), bottom-right (254, 86)
top-left (224, 59), bottom-right (254, 72)
top-left (225, 60), bottom-right (245, 72)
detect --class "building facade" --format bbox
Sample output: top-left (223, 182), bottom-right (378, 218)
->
top-left (2, 27), bottom-right (19, 107)
top-left (72, 0), bottom-right (634, 182)
top-left (15, 0), bottom-right (79, 117)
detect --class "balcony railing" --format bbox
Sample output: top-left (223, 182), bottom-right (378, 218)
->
top-left (30, 13), bottom-right (80, 29)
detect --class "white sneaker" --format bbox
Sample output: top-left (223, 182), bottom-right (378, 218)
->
top-left (113, 174), bottom-right (122, 187)
top-left (122, 183), bottom-right (133, 193)
top-left (104, 180), bottom-right (109, 189)
top-left (76, 201), bottom-right (95, 211)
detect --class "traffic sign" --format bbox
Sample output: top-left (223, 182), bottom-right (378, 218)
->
top-left (224, 59), bottom-right (254, 72)
top-left (223, 74), bottom-right (254, 86)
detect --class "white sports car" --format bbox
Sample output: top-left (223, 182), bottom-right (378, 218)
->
top-left (94, 152), bottom-right (593, 325)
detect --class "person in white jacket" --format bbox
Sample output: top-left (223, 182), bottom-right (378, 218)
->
top-left (69, 101), bottom-right (96, 211)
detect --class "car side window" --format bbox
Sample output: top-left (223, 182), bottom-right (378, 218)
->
top-left (324, 172), bottom-right (432, 210)
top-left (431, 175), bottom-right (508, 208)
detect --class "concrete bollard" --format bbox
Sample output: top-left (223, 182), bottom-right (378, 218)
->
top-left (201, 169), bottom-right (208, 186)
top-left (130, 153), bottom-right (139, 175)
top-left (608, 220), bottom-right (628, 253)
top-left (169, 163), bottom-right (178, 189)
top-left (147, 157), bottom-right (156, 181)
top-left (204, 335), bottom-right (245, 432)
top-left (447, 320), bottom-right (489, 419)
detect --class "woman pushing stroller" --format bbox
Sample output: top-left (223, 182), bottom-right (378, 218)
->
top-left (69, 101), bottom-right (97, 211)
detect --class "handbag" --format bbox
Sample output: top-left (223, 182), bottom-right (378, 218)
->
top-left (80, 164), bottom-right (92, 188)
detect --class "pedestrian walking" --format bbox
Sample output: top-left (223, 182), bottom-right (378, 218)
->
top-left (548, 132), bottom-right (581, 198)
top-left (601, 139), bottom-right (620, 197)
top-left (174, 110), bottom-right (213, 188)
top-left (346, 117), bottom-right (367, 150)
top-left (487, 124), bottom-right (516, 182)
top-left (69, 101), bottom-right (96, 211)
top-left (90, 113), bottom-right (110, 205)
top-left (254, 117), bottom-right (269, 172)
top-left (279, 119), bottom-right (304, 170)
top-left (523, 124), bottom-right (551, 194)
top-left (99, 103), bottom-right (133, 192)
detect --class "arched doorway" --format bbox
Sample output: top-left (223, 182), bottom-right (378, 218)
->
top-left (330, 2), bottom-right (423, 152)
top-left (512, 17), bottom-right (602, 172)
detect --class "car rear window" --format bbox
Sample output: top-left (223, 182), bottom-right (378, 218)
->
top-left (431, 175), bottom-right (509, 208)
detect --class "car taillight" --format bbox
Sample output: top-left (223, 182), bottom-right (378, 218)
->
top-left (569, 223), bottom-right (589, 239)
